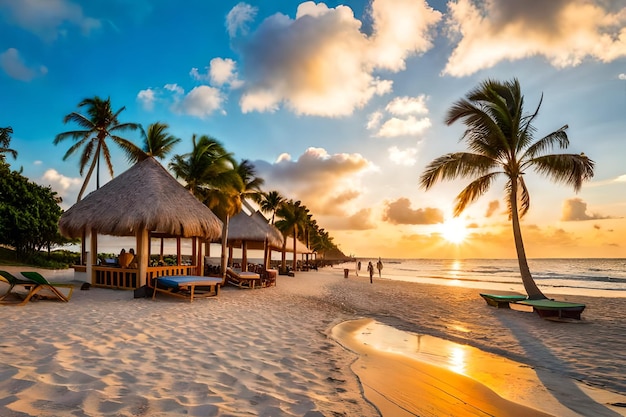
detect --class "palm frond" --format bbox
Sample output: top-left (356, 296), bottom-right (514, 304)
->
top-left (522, 126), bottom-right (569, 160)
top-left (453, 172), bottom-right (499, 216)
top-left (420, 152), bottom-right (497, 190)
top-left (517, 176), bottom-right (530, 218)
top-left (531, 153), bottom-right (595, 191)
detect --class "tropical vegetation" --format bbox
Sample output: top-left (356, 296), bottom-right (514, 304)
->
top-left (1, 94), bottom-right (348, 269)
top-left (420, 78), bottom-right (594, 299)
top-left (0, 132), bottom-right (78, 266)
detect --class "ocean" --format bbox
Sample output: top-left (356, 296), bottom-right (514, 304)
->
top-left (339, 258), bottom-right (626, 298)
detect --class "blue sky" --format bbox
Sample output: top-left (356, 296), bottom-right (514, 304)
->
top-left (1, 0), bottom-right (626, 258)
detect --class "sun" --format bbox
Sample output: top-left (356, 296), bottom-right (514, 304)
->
top-left (440, 217), bottom-right (469, 244)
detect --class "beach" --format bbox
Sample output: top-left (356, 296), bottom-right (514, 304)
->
top-left (1, 265), bottom-right (626, 416)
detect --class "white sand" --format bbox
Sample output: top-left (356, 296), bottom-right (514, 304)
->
top-left (1, 265), bottom-right (626, 416)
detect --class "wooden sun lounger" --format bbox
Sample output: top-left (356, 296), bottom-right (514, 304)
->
top-left (514, 299), bottom-right (586, 320)
top-left (226, 268), bottom-right (261, 289)
top-left (151, 276), bottom-right (221, 302)
top-left (480, 293), bottom-right (527, 308)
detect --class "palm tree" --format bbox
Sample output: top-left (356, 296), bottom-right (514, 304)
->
top-left (420, 79), bottom-right (594, 299)
top-left (255, 190), bottom-right (285, 224)
top-left (54, 96), bottom-right (142, 202)
top-left (275, 199), bottom-right (309, 272)
top-left (129, 122), bottom-right (181, 163)
top-left (170, 134), bottom-right (242, 277)
top-left (0, 126), bottom-right (17, 163)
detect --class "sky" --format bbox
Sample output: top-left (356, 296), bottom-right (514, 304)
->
top-left (1, 0), bottom-right (626, 259)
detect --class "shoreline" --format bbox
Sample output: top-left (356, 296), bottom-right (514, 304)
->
top-left (2, 265), bottom-right (626, 416)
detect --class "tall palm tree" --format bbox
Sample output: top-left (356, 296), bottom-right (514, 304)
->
top-left (54, 96), bottom-right (142, 202)
top-left (256, 190), bottom-right (285, 224)
top-left (275, 199), bottom-right (309, 272)
top-left (129, 122), bottom-right (181, 163)
top-left (420, 79), bottom-right (594, 299)
top-left (0, 126), bottom-right (17, 163)
top-left (170, 134), bottom-right (242, 277)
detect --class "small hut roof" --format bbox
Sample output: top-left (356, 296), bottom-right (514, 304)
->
top-left (251, 211), bottom-right (284, 247)
top-left (281, 236), bottom-right (314, 254)
top-left (228, 211), bottom-right (283, 248)
top-left (59, 157), bottom-right (223, 240)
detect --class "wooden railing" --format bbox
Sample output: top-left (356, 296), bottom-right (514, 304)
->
top-left (93, 266), bottom-right (139, 289)
top-left (93, 265), bottom-right (197, 289)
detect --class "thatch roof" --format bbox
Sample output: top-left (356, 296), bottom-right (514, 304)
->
top-left (251, 211), bottom-right (284, 247)
top-left (228, 211), bottom-right (283, 248)
top-left (59, 157), bottom-right (223, 240)
top-left (282, 236), bottom-right (314, 254)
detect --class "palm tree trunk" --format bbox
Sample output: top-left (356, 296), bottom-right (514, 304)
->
top-left (77, 153), bottom-right (99, 202)
top-left (510, 182), bottom-right (546, 300)
top-left (220, 214), bottom-right (230, 282)
top-left (292, 226), bottom-right (297, 272)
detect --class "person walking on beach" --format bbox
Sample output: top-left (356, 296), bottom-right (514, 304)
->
top-left (367, 261), bottom-right (374, 283)
top-left (357, 260), bottom-right (361, 276)
top-left (376, 257), bottom-right (383, 278)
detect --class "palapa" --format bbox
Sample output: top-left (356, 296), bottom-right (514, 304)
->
top-left (59, 157), bottom-right (223, 240)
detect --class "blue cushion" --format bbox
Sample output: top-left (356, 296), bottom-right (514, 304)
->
top-left (157, 276), bottom-right (222, 288)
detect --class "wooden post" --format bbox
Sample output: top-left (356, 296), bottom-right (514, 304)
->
top-left (137, 229), bottom-right (149, 287)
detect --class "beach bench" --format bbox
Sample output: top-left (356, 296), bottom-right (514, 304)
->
top-left (480, 293), bottom-right (527, 308)
top-left (151, 276), bottom-right (221, 302)
top-left (226, 268), bottom-right (261, 289)
top-left (514, 299), bottom-right (586, 320)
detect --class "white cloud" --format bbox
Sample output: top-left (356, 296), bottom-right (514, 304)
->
top-left (40, 169), bottom-right (82, 208)
top-left (619, 73), bottom-right (626, 80)
top-left (377, 115), bottom-right (432, 137)
top-left (226, 2), bottom-right (257, 38)
top-left (175, 85), bottom-right (224, 118)
top-left (385, 95), bottom-right (429, 116)
top-left (443, 0), bottom-right (626, 77)
top-left (368, 94), bottom-right (432, 137)
top-left (367, 111), bottom-right (383, 130)
top-left (236, 0), bottom-right (440, 116)
top-left (368, 0), bottom-right (443, 71)
top-left (209, 57), bottom-right (242, 87)
top-left (137, 88), bottom-right (156, 110)
top-left (0, 48), bottom-right (46, 81)
top-left (164, 83), bottom-right (184, 95)
top-left (615, 174), bottom-right (626, 182)
top-left (388, 146), bottom-right (418, 166)
top-left (0, 0), bottom-right (101, 41)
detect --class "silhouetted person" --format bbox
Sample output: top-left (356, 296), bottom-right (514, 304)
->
top-left (367, 261), bottom-right (374, 284)
top-left (376, 257), bottom-right (383, 278)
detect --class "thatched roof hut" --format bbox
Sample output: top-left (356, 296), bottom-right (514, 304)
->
top-left (59, 157), bottom-right (223, 288)
top-left (228, 211), bottom-right (283, 248)
top-left (226, 210), bottom-right (284, 270)
top-left (59, 157), bottom-right (222, 240)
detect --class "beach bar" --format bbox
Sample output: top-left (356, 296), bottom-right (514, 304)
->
top-left (59, 157), bottom-right (223, 289)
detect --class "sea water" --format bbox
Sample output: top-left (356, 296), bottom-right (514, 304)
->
top-left (343, 258), bottom-right (626, 297)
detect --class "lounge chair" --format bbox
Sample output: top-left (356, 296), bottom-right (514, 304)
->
top-left (480, 293), bottom-right (527, 308)
top-left (151, 275), bottom-right (221, 302)
top-left (514, 299), bottom-right (586, 320)
top-left (0, 271), bottom-right (74, 305)
top-left (20, 271), bottom-right (74, 302)
top-left (0, 270), bottom-right (37, 303)
top-left (226, 267), bottom-right (261, 289)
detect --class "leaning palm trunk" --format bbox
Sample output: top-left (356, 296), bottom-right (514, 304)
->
top-left (510, 183), bottom-right (546, 299)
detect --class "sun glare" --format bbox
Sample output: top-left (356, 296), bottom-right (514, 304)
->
top-left (440, 218), bottom-right (469, 244)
